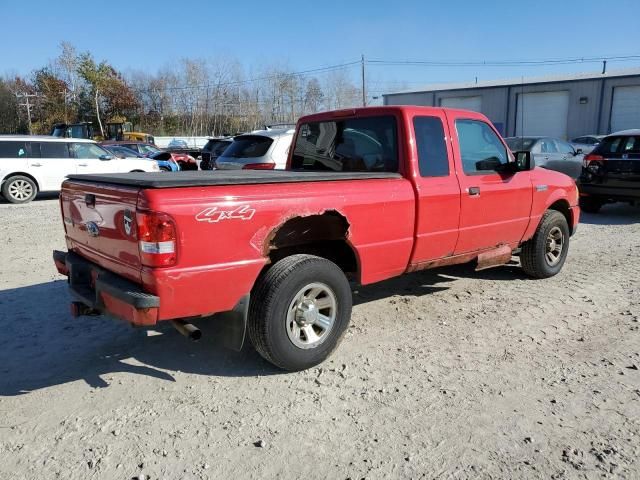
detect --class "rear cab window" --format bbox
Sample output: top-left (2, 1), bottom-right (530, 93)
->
top-left (291, 115), bottom-right (398, 172)
top-left (413, 116), bottom-right (449, 177)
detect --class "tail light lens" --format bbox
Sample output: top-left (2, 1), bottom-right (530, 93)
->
top-left (242, 162), bottom-right (276, 170)
top-left (137, 211), bottom-right (177, 267)
top-left (583, 153), bottom-right (605, 174)
top-left (583, 153), bottom-right (604, 167)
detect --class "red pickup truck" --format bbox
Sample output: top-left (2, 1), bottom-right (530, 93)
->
top-left (53, 106), bottom-right (579, 371)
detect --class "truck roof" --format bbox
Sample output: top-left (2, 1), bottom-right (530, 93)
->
top-left (65, 170), bottom-right (401, 189)
top-left (297, 105), bottom-right (475, 124)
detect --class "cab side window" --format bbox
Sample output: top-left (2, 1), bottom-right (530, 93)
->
top-left (414, 116), bottom-right (449, 177)
top-left (37, 142), bottom-right (70, 158)
top-left (455, 119), bottom-right (508, 174)
top-left (0, 141), bottom-right (27, 158)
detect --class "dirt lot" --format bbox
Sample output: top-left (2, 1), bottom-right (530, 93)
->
top-left (1, 197), bottom-right (639, 480)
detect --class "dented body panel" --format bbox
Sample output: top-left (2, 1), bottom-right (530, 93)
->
top-left (54, 106), bottom-right (579, 329)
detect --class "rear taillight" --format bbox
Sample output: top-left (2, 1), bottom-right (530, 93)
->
top-left (242, 162), bottom-right (276, 170)
top-left (583, 153), bottom-right (604, 167)
top-left (137, 211), bottom-right (177, 267)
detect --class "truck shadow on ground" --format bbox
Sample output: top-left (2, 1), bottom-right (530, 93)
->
top-left (0, 263), bottom-right (529, 396)
top-left (579, 203), bottom-right (640, 225)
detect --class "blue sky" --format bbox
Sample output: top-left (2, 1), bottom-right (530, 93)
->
top-left (2, 0), bottom-right (640, 96)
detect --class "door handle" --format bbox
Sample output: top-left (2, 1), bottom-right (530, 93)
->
top-left (468, 186), bottom-right (480, 196)
top-left (30, 163), bottom-right (42, 167)
top-left (78, 163), bottom-right (88, 167)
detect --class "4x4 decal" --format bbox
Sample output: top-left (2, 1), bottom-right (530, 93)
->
top-left (196, 205), bottom-right (256, 223)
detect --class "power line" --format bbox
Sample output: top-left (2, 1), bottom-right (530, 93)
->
top-left (134, 60), bottom-right (361, 94)
top-left (367, 54), bottom-right (640, 67)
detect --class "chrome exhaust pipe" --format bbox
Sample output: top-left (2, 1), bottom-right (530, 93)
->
top-left (171, 320), bottom-right (202, 341)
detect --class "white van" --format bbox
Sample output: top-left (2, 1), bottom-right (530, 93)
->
top-left (0, 135), bottom-right (159, 203)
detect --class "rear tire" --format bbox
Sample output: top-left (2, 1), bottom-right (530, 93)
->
top-left (2, 175), bottom-right (38, 204)
top-left (579, 196), bottom-right (603, 213)
top-left (521, 210), bottom-right (570, 279)
top-left (248, 254), bottom-right (352, 371)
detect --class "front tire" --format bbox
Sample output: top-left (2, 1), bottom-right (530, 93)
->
top-left (2, 175), bottom-right (38, 204)
top-left (248, 254), bottom-right (352, 371)
top-left (520, 210), bottom-right (570, 279)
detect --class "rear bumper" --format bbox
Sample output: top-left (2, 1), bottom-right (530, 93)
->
top-left (578, 182), bottom-right (640, 201)
top-left (53, 250), bottom-right (160, 326)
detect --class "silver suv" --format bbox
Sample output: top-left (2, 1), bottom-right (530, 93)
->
top-left (215, 128), bottom-right (294, 170)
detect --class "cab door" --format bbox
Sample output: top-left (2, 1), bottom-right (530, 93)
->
top-left (409, 112), bottom-right (462, 265)
top-left (446, 112), bottom-right (533, 254)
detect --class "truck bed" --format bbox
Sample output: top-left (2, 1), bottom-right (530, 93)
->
top-left (65, 170), bottom-right (402, 189)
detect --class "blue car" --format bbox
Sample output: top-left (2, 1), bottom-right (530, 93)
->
top-left (102, 145), bottom-right (180, 172)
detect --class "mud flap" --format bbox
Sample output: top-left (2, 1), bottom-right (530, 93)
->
top-left (211, 294), bottom-right (250, 351)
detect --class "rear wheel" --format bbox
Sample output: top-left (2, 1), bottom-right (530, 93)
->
top-left (579, 196), bottom-right (603, 213)
top-left (520, 210), bottom-right (570, 279)
top-left (248, 254), bottom-right (352, 371)
top-left (2, 175), bottom-right (38, 204)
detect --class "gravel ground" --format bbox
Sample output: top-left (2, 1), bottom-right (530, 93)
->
top-left (0, 196), bottom-right (639, 480)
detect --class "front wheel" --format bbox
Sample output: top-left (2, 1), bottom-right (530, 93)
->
top-left (2, 175), bottom-right (38, 204)
top-left (248, 254), bottom-right (352, 371)
top-left (520, 210), bottom-right (570, 279)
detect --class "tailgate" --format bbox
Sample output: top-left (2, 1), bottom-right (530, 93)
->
top-left (602, 156), bottom-right (640, 186)
top-left (61, 180), bottom-right (143, 283)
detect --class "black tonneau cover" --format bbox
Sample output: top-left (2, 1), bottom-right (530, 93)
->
top-left (65, 170), bottom-right (402, 189)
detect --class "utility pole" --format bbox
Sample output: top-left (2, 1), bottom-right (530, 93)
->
top-left (361, 54), bottom-right (366, 107)
top-left (16, 93), bottom-right (37, 135)
top-left (602, 60), bottom-right (607, 74)
top-left (60, 88), bottom-right (68, 123)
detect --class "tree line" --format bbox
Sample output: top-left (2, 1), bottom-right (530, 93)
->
top-left (0, 43), bottom-right (363, 137)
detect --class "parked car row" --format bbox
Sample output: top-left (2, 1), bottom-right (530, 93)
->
top-left (504, 136), bottom-right (584, 179)
top-left (577, 129), bottom-right (640, 213)
top-left (504, 130), bottom-right (639, 213)
top-left (0, 136), bottom-right (159, 203)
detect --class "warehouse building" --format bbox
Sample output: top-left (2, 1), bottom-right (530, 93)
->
top-left (383, 68), bottom-right (640, 140)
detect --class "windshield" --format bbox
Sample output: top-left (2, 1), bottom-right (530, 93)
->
top-left (137, 144), bottom-right (160, 155)
top-left (111, 146), bottom-right (142, 157)
top-left (291, 116), bottom-right (398, 172)
top-left (505, 137), bottom-right (537, 151)
top-left (223, 136), bottom-right (273, 158)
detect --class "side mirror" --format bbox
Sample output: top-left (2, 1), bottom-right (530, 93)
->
top-left (513, 151), bottom-right (534, 171)
top-left (99, 154), bottom-right (113, 161)
top-left (575, 148), bottom-right (583, 155)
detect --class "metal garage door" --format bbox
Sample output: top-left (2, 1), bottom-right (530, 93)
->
top-left (610, 86), bottom-right (640, 132)
top-left (440, 96), bottom-right (482, 112)
top-left (515, 91), bottom-right (570, 139)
